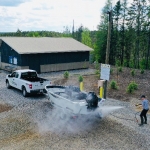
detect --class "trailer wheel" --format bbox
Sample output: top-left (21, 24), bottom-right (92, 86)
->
top-left (6, 80), bottom-right (11, 89)
top-left (22, 87), bottom-right (28, 97)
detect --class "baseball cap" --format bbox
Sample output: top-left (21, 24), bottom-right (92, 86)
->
top-left (141, 95), bottom-right (146, 98)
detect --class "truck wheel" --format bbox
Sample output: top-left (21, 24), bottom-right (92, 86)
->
top-left (6, 81), bottom-right (11, 89)
top-left (22, 87), bottom-right (28, 97)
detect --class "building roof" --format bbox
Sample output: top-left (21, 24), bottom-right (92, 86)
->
top-left (0, 37), bottom-right (93, 54)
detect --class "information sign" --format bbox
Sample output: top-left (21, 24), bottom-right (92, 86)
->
top-left (100, 64), bottom-right (110, 80)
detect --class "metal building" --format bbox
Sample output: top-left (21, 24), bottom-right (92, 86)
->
top-left (0, 37), bottom-right (93, 73)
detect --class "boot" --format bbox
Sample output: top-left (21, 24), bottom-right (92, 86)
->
top-left (139, 116), bottom-right (144, 126)
top-left (144, 117), bottom-right (147, 124)
top-left (139, 123), bottom-right (143, 126)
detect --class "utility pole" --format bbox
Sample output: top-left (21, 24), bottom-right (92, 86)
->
top-left (104, 10), bottom-right (112, 99)
top-left (72, 20), bottom-right (74, 38)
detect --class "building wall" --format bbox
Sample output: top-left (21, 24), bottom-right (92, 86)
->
top-left (0, 42), bottom-right (21, 66)
top-left (21, 51), bottom-right (90, 73)
top-left (0, 52), bottom-right (1, 68)
top-left (40, 61), bottom-right (89, 72)
top-left (0, 41), bottom-right (90, 73)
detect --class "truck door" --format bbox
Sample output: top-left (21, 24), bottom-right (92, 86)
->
top-left (9, 72), bottom-right (17, 88)
top-left (14, 72), bottom-right (21, 90)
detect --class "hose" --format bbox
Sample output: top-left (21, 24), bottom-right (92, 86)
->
top-left (135, 112), bottom-right (140, 123)
top-left (110, 111), bottom-right (141, 124)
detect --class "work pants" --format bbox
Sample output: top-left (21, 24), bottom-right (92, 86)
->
top-left (140, 109), bottom-right (149, 124)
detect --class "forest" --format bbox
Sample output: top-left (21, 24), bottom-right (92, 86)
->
top-left (0, 0), bottom-right (150, 70)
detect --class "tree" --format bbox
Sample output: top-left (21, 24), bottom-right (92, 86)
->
top-left (95, 0), bottom-right (112, 63)
top-left (81, 28), bottom-right (92, 48)
top-left (112, 0), bottom-right (122, 65)
top-left (16, 29), bottom-right (22, 36)
top-left (128, 0), bottom-right (148, 68)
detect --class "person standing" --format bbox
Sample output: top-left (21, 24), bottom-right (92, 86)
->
top-left (139, 95), bottom-right (149, 126)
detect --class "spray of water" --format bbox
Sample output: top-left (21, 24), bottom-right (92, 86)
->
top-left (33, 106), bottom-right (100, 135)
top-left (33, 102), bottom-right (123, 135)
top-left (98, 106), bottom-right (123, 118)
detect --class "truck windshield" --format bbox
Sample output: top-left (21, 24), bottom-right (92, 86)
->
top-left (21, 72), bottom-right (37, 78)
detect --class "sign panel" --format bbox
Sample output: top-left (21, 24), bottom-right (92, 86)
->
top-left (100, 64), bottom-right (110, 80)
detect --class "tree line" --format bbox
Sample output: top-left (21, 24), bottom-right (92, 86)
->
top-left (95, 0), bottom-right (150, 70)
top-left (0, 0), bottom-right (150, 70)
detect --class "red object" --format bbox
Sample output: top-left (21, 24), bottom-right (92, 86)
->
top-left (29, 84), bottom-right (32, 89)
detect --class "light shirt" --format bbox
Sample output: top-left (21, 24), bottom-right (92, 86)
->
top-left (142, 99), bottom-right (149, 110)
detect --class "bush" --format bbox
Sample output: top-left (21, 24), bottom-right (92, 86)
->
top-left (64, 71), bottom-right (69, 79)
top-left (118, 67), bottom-right (123, 72)
top-left (95, 70), bottom-right (100, 75)
top-left (110, 68), bottom-right (113, 75)
top-left (110, 80), bottom-right (118, 90)
top-left (115, 60), bottom-right (121, 67)
top-left (139, 58), bottom-right (146, 69)
top-left (94, 61), bottom-right (99, 70)
top-left (126, 81), bottom-right (138, 93)
top-left (131, 81), bottom-right (138, 90)
top-left (78, 75), bottom-right (83, 82)
top-left (131, 69), bottom-right (135, 77)
top-left (140, 69), bottom-right (144, 74)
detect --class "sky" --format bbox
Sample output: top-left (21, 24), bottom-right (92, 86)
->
top-left (0, 0), bottom-right (119, 32)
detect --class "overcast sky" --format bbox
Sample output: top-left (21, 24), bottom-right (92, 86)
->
top-left (0, 0), bottom-right (120, 32)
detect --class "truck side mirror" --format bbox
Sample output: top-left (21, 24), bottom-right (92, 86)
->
top-left (8, 74), bottom-right (12, 77)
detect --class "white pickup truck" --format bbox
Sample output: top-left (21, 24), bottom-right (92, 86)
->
top-left (6, 69), bottom-right (51, 97)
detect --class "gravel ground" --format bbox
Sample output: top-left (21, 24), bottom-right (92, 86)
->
top-left (0, 69), bottom-right (150, 150)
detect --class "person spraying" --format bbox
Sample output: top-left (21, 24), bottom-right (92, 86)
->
top-left (139, 95), bottom-right (149, 126)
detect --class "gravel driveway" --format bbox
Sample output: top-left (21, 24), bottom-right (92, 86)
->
top-left (0, 70), bottom-right (150, 150)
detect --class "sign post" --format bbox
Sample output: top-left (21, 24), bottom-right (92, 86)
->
top-left (100, 64), bottom-right (110, 99)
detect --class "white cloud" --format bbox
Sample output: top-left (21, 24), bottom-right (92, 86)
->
top-left (0, 0), bottom-right (31, 7)
top-left (0, 0), bottom-right (107, 32)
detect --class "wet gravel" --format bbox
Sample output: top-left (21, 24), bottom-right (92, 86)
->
top-left (0, 69), bottom-right (150, 150)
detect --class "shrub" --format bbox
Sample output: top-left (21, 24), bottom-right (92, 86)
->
top-left (64, 71), bottom-right (69, 79)
top-left (139, 58), bottom-right (146, 69)
top-left (95, 70), bottom-right (100, 79)
top-left (110, 80), bottom-right (118, 90)
top-left (131, 81), bottom-right (138, 90)
top-left (118, 67), bottom-right (123, 72)
top-left (110, 68), bottom-right (113, 75)
top-left (140, 69), bottom-right (144, 74)
top-left (94, 61), bottom-right (99, 70)
top-left (95, 70), bottom-right (100, 75)
top-left (115, 59), bottom-right (121, 67)
top-left (131, 69), bottom-right (135, 77)
top-left (78, 75), bottom-right (83, 82)
top-left (126, 81), bottom-right (138, 93)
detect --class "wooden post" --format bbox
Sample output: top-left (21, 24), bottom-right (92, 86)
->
top-left (104, 10), bottom-right (112, 99)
